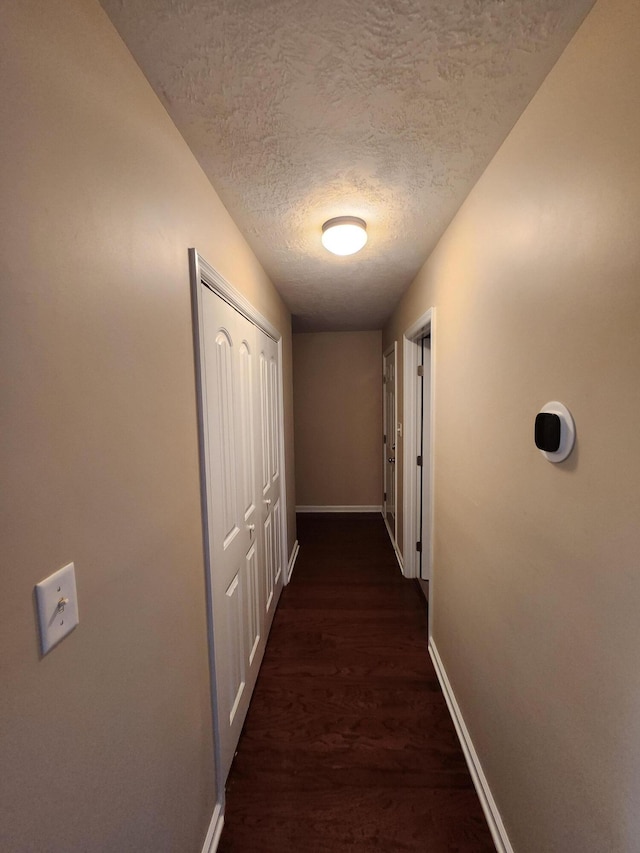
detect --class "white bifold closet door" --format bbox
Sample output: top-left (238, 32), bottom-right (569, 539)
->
top-left (200, 283), bottom-right (284, 783)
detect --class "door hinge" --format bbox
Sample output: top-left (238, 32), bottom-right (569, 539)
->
top-left (417, 455), bottom-right (423, 466)
top-left (383, 491), bottom-right (387, 501)
top-left (383, 433), bottom-right (387, 444)
top-left (383, 375), bottom-right (387, 384)
top-left (416, 541), bottom-right (422, 553)
top-left (417, 365), bottom-right (424, 377)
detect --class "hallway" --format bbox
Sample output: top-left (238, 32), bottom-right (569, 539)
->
top-left (219, 514), bottom-right (494, 852)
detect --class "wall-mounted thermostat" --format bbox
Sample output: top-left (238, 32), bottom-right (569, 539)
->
top-left (535, 401), bottom-right (575, 463)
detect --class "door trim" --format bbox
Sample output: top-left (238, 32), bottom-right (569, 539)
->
top-left (191, 250), bottom-right (280, 343)
top-left (188, 248), bottom-right (290, 799)
top-left (402, 308), bottom-right (436, 581)
top-left (382, 343), bottom-right (398, 550)
top-left (200, 801), bottom-right (224, 853)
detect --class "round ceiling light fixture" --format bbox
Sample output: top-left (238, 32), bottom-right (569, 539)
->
top-left (321, 216), bottom-right (368, 256)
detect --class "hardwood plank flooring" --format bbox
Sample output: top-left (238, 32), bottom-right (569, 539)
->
top-left (218, 513), bottom-right (494, 852)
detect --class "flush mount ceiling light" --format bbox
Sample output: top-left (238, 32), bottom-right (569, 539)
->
top-left (321, 216), bottom-right (368, 256)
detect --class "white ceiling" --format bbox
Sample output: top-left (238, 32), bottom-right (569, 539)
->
top-left (100, 0), bottom-right (594, 331)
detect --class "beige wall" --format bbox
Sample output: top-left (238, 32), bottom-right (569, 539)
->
top-left (293, 332), bottom-right (382, 508)
top-left (0, 1), bottom-right (295, 850)
top-left (384, 0), bottom-right (640, 849)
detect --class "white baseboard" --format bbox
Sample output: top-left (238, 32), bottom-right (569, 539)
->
top-left (382, 511), bottom-right (404, 573)
top-left (286, 539), bottom-right (300, 583)
top-left (429, 639), bottom-right (513, 853)
top-left (201, 801), bottom-right (224, 853)
top-left (296, 505), bottom-right (382, 513)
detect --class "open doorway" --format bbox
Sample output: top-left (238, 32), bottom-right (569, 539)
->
top-left (402, 309), bottom-right (435, 582)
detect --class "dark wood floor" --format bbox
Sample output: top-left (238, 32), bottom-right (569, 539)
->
top-left (218, 513), bottom-right (494, 852)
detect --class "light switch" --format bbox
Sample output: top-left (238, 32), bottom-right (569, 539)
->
top-left (35, 562), bottom-right (79, 655)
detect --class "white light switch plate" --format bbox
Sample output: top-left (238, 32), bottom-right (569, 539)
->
top-left (35, 562), bottom-right (79, 654)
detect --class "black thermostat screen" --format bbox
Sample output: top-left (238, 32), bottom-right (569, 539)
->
top-left (535, 412), bottom-right (561, 452)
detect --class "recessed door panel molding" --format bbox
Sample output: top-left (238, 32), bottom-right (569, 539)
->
top-left (264, 514), bottom-right (274, 613)
top-left (260, 353), bottom-right (270, 495)
top-left (274, 499), bottom-right (282, 586)
top-left (214, 329), bottom-right (239, 543)
top-left (269, 357), bottom-right (279, 482)
top-left (239, 341), bottom-right (256, 520)
top-left (189, 248), bottom-right (288, 795)
top-left (225, 572), bottom-right (246, 725)
top-left (246, 543), bottom-right (260, 665)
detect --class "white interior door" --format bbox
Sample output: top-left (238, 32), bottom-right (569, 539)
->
top-left (201, 289), bottom-right (260, 781)
top-left (383, 345), bottom-right (397, 541)
top-left (198, 284), bottom-right (285, 783)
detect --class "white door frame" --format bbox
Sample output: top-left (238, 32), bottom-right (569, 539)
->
top-left (189, 248), bottom-right (290, 799)
top-left (402, 308), bottom-right (435, 581)
top-left (382, 342), bottom-right (398, 549)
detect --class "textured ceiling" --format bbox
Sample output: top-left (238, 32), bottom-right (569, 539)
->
top-left (100, 0), bottom-right (594, 331)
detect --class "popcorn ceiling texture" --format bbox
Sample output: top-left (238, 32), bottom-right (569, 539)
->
top-left (100, 0), bottom-right (593, 330)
